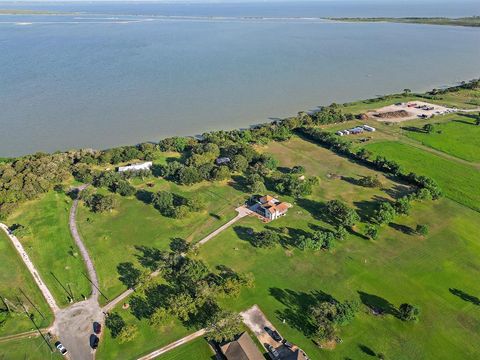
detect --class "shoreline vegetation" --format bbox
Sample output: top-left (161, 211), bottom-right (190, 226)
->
top-left (329, 16), bottom-right (480, 27)
top-left (1, 10), bottom-right (479, 28)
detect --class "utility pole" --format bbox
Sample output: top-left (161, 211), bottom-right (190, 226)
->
top-left (82, 272), bottom-right (109, 301)
top-left (19, 288), bottom-right (46, 320)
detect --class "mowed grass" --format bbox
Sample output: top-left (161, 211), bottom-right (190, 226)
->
top-left (365, 141), bottom-right (480, 212)
top-left (0, 336), bottom-right (61, 360)
top-left (7, 191), bottom-right (91, 307)
top-left (157, 338), bottom-right (214, 360)
top-left (403, 116), bottom-right (480, 162)
top-left (0, 231), bottom-right (53, 336)
top-left (77, 178), bottom-right (246, 302)
top-left (198, 198), bottom-right (480, 359)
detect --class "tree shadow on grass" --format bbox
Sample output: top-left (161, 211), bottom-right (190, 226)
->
top-left (136, 189), bottom-right (153, 205)
top-left (233, 226), bottom-right (255, 243)
top-left (358, 291), bottom-right (399, 317)
top-left (383, 183), bottom-right (412, 200)
top-left (134, 245), bottom-right (165, 271)
top-left (230, 175), bottom-right (248, 192)
top-left (449, 288), bottom-right (480, 306)
top-left (359, 344), bottom-right (376, 357)
top-left (269, 287), bottom-right (335, 338)
top-left (389, 223), bottom-right (415, 235)
top-left (401, 126), bottom-right (425, 133)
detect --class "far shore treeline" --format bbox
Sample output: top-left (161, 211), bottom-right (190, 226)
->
top-left (2, 78), bottom-right (479, 219)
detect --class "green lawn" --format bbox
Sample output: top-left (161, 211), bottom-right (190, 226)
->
top-left (403, 116), bottom-right (480, 162)
top-left (0, 231), bottom-right (53, 336)
top-left (77, 178), bottom-right (246, 302)
top-left (365, 141), bottom-right (480, 212)
top-left (7, 191), bottom-right (91, 307)
top-left (198, 196), bottom-right (480, 359)
top-left (157, 338), bottom-right (214, 360)
top-left (0, 336), bottom-right (61, 360)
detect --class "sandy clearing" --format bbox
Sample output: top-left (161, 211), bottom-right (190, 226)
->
top-left (368, 101), bottom-right (455, 122)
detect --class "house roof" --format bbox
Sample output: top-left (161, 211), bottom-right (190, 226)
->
top-left (220, 332), bottom-right (264, 360)
top-left (276, 202), bottom-right (291, 213)
top-left (259, 195), bottom-right (275, 204)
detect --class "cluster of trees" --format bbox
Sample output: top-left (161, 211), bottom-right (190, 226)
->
top-left (298, 227), bottom-right (346, 251)
top-left (0, 152), bottom-right (72, 219)
top-left (310, 298), bottom-right (360, 344)
top-left (271, 171), bottom-right (319, 198)
top-left (107, 241), bottom-right (254, 344)
top-left (82, 190), bottom-right (117, 213)
top-left (325, 200), bottom-right (360, 229)
top-left (151, 191), bottom-right (204, 219)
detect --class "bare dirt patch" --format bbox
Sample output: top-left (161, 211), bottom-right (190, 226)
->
top-left (367, 101), bottom-right (454, 122)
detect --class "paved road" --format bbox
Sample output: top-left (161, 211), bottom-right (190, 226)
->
top-left (197, 206), bottom-right (251, 246)
top-left (0, 223), bottom-right (59, 313)
top-left (136, 328), bottom-right (206, 360)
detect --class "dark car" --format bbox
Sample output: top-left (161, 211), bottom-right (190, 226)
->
top-left (266, 344), bottom-right (280, 359)
top-left (264, 326), bottom-right (282, 342)
top-left (93, 322), bottom-right (102, 334)
top-left (54, 341), bottom-right (68, 356)
top-left (90, 334), bottom-right (100, 350)
top-left (282, 339), bottom-right (293, 349)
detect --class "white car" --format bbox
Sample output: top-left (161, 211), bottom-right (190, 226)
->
top-left (55, 341), bottom-right (68, 356)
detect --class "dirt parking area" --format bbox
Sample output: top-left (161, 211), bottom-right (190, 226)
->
top-left (368, 101), bottom-right (455, 122)
top-left (241, 305), bottom-right (309, 359)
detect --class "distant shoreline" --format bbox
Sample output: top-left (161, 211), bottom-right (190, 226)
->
top-left (328, 16), bottom-right (480, 27)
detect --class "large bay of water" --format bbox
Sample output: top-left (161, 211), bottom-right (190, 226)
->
top-left (0, 1), bottom-right (479, 156)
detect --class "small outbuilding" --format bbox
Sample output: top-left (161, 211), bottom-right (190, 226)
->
top-left (117, 161), bottom-right (153, 172)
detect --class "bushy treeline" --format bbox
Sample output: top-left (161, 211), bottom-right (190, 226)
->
top-left (150, 191), bottom-right (204, 219)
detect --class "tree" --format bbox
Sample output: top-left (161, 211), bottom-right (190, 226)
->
top-left (403, 88), bottom-right (411, 95)
top-left (373, 202), bottom-right (396, 225)
top-left (112, 180), bottom-right (136, 197)
top-left (168, 293), bottom-right (197, 321)
top-left (358, 175), bottom-right (382, 188)
top-left (325, 200), bottom-right (360, 228)
top-left (105, 312), bottom-right (125, 338)
top-left (117, 324), bottom-right (138, 343)
top-left (416, 224), bottom-right (429, 237)
top-left (423, 124), bottom-right (434, 134)
top-left (398, 303), bottom-right (420, 321)
top-left (252, 230), bottom-right (279, 248)
top-left (394, 197), bottom-right (411, 215)
top-left (206, 310), bottom-right (243, 343)
top-left (366, 224), bottom-right (379, 240)
top-left (169, 238), bottom-right (190, 254)
top-left (117, 262), bottom-right (142, 289)
top-left (149, 307), bottom-right (173, 328)
top-left (211, 166), bottom-right (231, 181)
top-left (229, 155), bottom-right (248, 173)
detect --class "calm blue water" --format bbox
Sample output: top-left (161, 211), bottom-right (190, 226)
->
top-left (0, 1), bottom-right (479, 156)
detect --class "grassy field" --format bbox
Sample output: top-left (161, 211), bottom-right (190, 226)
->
top-left (7, 191), bottom-right (91, 307)
top-left (77, 177), bottom-right (246, 302)
top-left (402, 116), bottom-right (480, 162)
top-left (198, 198), bottom-right (480, 359)
top-left (0, 231), bottom-right (53, 336)
top-left (157, 338), bottom-right (214, 360)
top-left (0, 336), bottom-right (61, 360)
top-left (365, 141), bottom-right (480, 212)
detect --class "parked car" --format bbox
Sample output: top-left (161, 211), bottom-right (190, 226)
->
top-left (91, 335), bottom-right (99, 350)
top-left (264, 326), bottom-right (282, 342)
top-left (55, 341), bottom-right (68, 356)
top-left (267, 344), bottom-right (280, 359)
top-left (282, 339), bottom-right (293, 349)
top-left (93, 322), bottom-right (102, 334)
